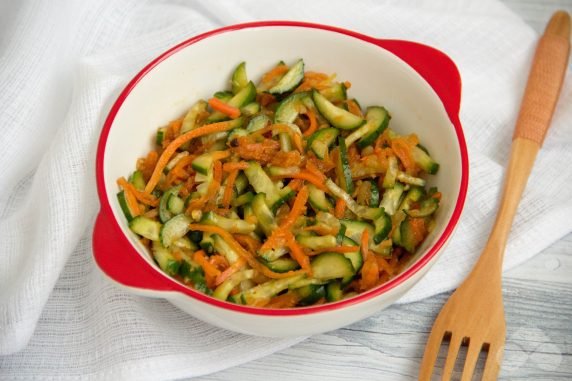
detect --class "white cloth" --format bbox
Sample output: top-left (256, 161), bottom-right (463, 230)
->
top-left (1, 0), bottom-right (571, 378)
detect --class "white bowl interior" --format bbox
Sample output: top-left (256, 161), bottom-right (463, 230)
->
top-left (103, 26), bottom-right (462, 284)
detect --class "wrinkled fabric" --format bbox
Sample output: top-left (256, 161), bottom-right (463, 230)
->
top-left (1, 0), bottom-right (571, 379)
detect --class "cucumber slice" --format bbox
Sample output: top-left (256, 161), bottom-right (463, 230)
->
top-left (406, 197), bottom-right (439, 218)
top-left (399, 217), bottom-right (425, 253)
top-left (263, 257), bottom-right (300, 273)
top-left (235, 275), bottom-right (305, 305)
top-left (307, 127), bottom-right (339, 159)
top-left (129, 216), bottom-right (162, 241)
top-left (412, 145), bottom-right (439, 174)
top-left (335, 136), bottom-right (354, 194)
top-left (156, 127), bottom-right (168, 145)
top-left (200, 211), bottom-right (255, 234)
top-left (396, 172), bottom-right (426, 187)
top-left (152, 240), bottom-right (180, 276)
top-left (129, 170), bottom-right (146, 191)
top-left (213, 269), bottom-right (255, 301)
top-left (258, 246), bottom-right (288, 262)
top-left (274, 92), bottom-right (312, 124)
top-left (326, 281), bottom-right (344, 302)
top-left (344, 106), bottom-right (390, 148)
top-left (232, 191), bottom-right (254, 208)
top-left (160, 214), bottom-right (192, 248)
top-left (373, 209), bottom-right (392, 244)
top-left (383, 156), bottom-right (398, 189)
top-left (341, 236), bottom-right (363, 274)
top-left (266, 166), bottom-right (299, 177)
top-left (398, 186), bottom-right (425, 213)
top-left (244, 162), bottom-right (285, 208)
top-left (380, 182), bottom-right (405, 215)
top-left (212, 233), bottom-right (241, 264)
top-left (295, 284), bottom-right (326, 306)
top-left (320, 82), bottom-right (347, 103)
top-left (252, 193), bottom-right (278, 236)
top-left (268, 59), bottom-right (304, 94)
top-left (199, 232), bottom-right (215, 254)
top-left (191, 151), bottom-right (225, 175)
top-left (240, 102), bottom-right (260, 116)
top-left (213, 91), bottom-right (233, 101)
top-left (159, 185), bottom-right (183, 223)
top-left (227, 128), bottom-right (249, 145)
top-left (167, 194), bottom-right (184, 215)
top-left (207, 82), bottom-right (256, 123)
top-left (340, 219), bottom-right (375, 244)
top-left (181, 100), bottom-right (208, 134)
top-left (311, 252), bottom-right (355, 280)
top-left (246, 114), bottom-right (271, 132)
top-left (312, 90), bottom-right (365, 130)
top-left (117, 191), bottom-right (137, 222)
top-left (296, 235), bottom-right (336, 250)
top-left (231, 61), bottom-right (248, 94)
top-left (179, 259), bottom-right (208, 293)
top-left (308, 184), bottom-right (333, 212)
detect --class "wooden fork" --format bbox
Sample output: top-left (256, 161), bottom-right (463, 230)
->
top-left (418, 11), bottom-right (570, 381)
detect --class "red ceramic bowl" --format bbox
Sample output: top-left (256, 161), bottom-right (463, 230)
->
top-left (94, 21), bottom-right (468, 337)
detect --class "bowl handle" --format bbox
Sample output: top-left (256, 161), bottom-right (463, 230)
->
top-left (93, 211), bottom-right (176, 292)
top-left (373, 39), bottom-right (462, 122)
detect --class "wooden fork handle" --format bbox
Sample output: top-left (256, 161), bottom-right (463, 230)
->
top-left (513, 11), bottom-right (570, 145)
top-left (475, 12), bottom-right (570, 274)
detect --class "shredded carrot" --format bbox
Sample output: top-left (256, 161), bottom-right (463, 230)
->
top-left (305, 160), bottom-right (327, 183)
top-left (361, 229), bottom-right (369, 261)
top-left (308, 246), bottom-right (360, 255)
top-left (209, 254), bottom-right (230, 271)
top-left (391, 136), bottom-right (419, 174)
top-left (432, 192), bottom-right (442, 200)
top-left (258, 92), bottom-right (276, 107)
top-left (285, 232), bottom-right (312, 275)
top-left (120, 183), bottom-right (140, 218)
top-left (215, 258), bottom-right (246, 286)
top-left (208, 97), bottom-right (241, 119)
top-left (302, 110), bottom-right (318, 137)
top-left (287, 179), bottom-right (304, 192)
top-left (292, 132), bottom-right (304, 153)
top-left (193, 250), bottom-right (221, 286)
top-left (170, 119), bottom-right (183, 136)
top-left (271, 171), bottom-right (329, 192)
top-left (188, 224), bottom-right (306, 279)
top-left (137, 150), bottom-right (159, 182)
top-left (408, 218), bottom-right (427, 248)
top-left (375, 254), bottom-right (395, 276)
top-left (347, 99), bottom-right (363, 117)
top-left (265, 292), bottom-right (301, 309)
top-left (165, 155), bottom-right (195, 187)
top-left (261, 64), bottom-right (289, 85)
top-left (302, 225), bottom-right (338, 236)
top-left (234, 234), bottom-right (261, 253)
top-left (145, 121), bottom-right (236, 193)
top-left (222, 169), bottom-right (239, 208)
top-left (117, 177), bottom-right (159, 207)
top-left (223, 161), bottom-right (249, 172)
top-left (360, 255), bottom-right (379, 291)
top-left (343, 81), bottom-right (352, 89)
top-left (334, 198), bottom-right (346, 219)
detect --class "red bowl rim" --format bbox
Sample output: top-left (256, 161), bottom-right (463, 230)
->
top-left (95, 20), bottom-right (469, 316)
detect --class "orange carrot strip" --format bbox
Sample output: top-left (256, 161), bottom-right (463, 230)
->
top-left (188, 224), bottom-right (306, 279)
top-left (292, 132), bottom-right (304, 153)
top-left (261, 64), bottom-right (289, 85)
top-left (347, 99), bottom-right (363, 117)
top-left (334, 198), bottom-right (346, 219)
top-left (271, 171), bottom-right (329, 192)
top-left (209, 254), bottom-right (230, 271)
top-left (361, 229), bottom-right (369, 261)
top-left (287, 179), bottom-right (304, 192)
top-left (215, 258), bottom-right (246, 286)
top-left (360, 255), bottom-right (379, 291)
top-left (302, 110), bottom-right (318, 137)
top-left (285, 232), bottom-right (312, 275)
top-left (222, 169), bottom-right (239, 208)
top-left (375, 254), bottom-right (395, 275)
top-left (170, 119), bottom-right (183, 136)
top-left (208, 97), bottom-right (241, 119)
top-left (223, 161), bottom-right (249, 172)
top-left (305, 159), bottom-right (327, 183)
top-left (302, 225), bottom-right (338, 236)
top-left (118, 180), bottom-right (141, 217)
top-left (117, 177), bottom-right (159, 207)
top-left (309, 246), bottom-right (360, 255)
top-left (281, 185), bottom-right (309, 230)
top-left (265, 292), bottom-right (301, 309)
top-left (145, 121), bottom-right (236, 193)
top-left (193, 250), bottom-right (221, 278)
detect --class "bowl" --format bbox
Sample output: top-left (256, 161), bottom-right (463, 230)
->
top-left (93, 21), bottom-right (468, 337)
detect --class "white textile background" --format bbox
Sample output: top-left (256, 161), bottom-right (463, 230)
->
top-left (1, 0), bottom-right (571, 379)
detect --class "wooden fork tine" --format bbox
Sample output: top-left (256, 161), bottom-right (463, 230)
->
top-left (460, 340), bottom-right (482, 381)
top-left (482, 344), bottom-right (503, 381)
top-left (441, 333), bottom-right (462, 381)
top-left (418, 328), bottom-right (446, 381)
